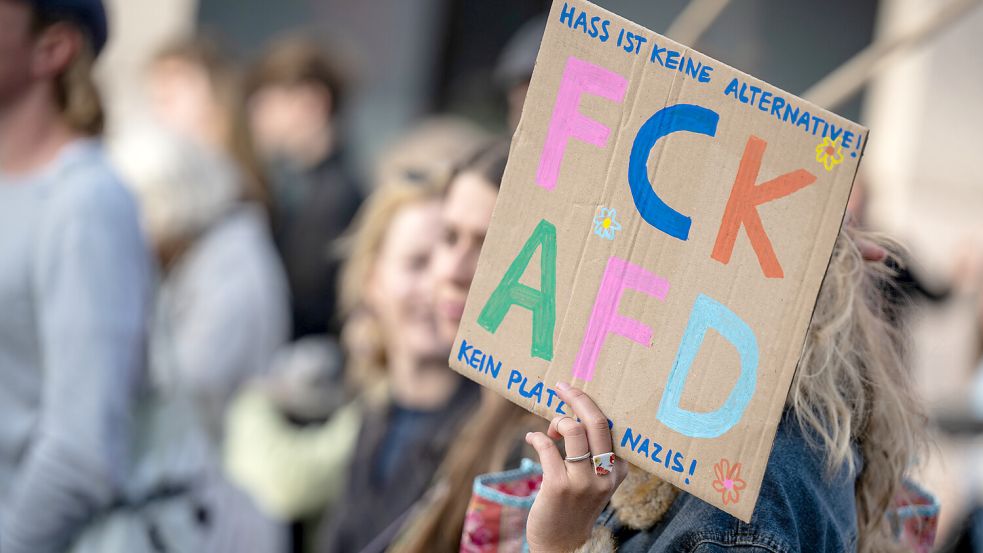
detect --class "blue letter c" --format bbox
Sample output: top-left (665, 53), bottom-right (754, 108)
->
top-left (628, 104), bottom-right (719, 241)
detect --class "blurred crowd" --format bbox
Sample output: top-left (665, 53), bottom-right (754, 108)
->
top-left (0, 1), bottom-right (547, 551)
top-left (1, 0), bottom-right (982, 552)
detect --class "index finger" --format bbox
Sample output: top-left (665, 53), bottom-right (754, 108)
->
top-left (555, 382), bottom-right (612, 454)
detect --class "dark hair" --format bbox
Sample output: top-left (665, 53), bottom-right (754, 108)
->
top-left (29, 8), bottom-right (104, 136)
top-left (452, 139), bottom-right (510, 190)
top-left (246, 37), bottom-right (348, 118)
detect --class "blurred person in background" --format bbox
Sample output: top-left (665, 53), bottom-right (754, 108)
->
top-left (112, 126), bottom-right (289, 447)
top-left (0, 0), bottom-right (151, 551)
top-left (316, 169), bottom-right (478, 553)
top-left (386, 141), bottom-right (544, 553)
top-left (246, 37), bottom-right (362, 339)
top-left (223, 117), bottom-right (486, 553)
top-left (147, 35), bottom-right (271, 222)
top-left (110, 126), bottom-right (288, 552)
top-left (225, 336), bottom-right (357, 553)
top-left (382, 23), bottom-right (549, 546)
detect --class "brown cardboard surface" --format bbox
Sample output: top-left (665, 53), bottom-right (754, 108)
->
top-left (449, 0), bottom-right (865, 522)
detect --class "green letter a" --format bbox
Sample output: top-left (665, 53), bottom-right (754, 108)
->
top-left (477, 219), bottom-right (557, 360)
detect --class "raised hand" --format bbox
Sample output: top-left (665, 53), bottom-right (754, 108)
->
top-left (524, 382), bottom-right (627, 553)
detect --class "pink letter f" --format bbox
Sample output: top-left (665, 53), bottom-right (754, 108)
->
top-left (536, 56), bottom-right (628, 190)
top-left (572, 256), bottom-right (669, 381)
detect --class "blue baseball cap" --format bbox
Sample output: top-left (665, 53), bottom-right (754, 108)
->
top-left (29, 0), bottom-right (108, 55)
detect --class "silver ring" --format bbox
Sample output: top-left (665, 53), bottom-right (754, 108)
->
top-left (564, 451), bottom-right (591, 462)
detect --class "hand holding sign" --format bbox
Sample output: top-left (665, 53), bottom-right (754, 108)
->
top-left (524, 382), bottom-right (626, 553)
top-left (450, 0), bottom-right (866, 521)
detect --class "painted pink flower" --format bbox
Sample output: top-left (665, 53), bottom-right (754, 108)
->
top-left (712, 459), bottom-right (747, 505)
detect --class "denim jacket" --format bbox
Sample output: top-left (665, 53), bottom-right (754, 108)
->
top-left (595, 411), bottom-right (859, 553)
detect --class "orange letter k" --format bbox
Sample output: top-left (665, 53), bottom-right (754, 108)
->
top-left (711, 136), bottom-right (817, 278)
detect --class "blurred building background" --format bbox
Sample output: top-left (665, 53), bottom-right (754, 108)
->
top-left (91, 0), bottom-right (983, 548)
top-left (96, 0), bottom-right (886, 177)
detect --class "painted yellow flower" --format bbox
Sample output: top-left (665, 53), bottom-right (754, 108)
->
top-left (815, 137), bottom-right (844, 171)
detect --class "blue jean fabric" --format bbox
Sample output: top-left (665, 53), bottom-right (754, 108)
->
top-left (601, 411), bottom-right (859, 553)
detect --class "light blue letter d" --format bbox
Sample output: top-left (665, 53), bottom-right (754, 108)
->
top-left (657, 294), bottom-right (758, 439)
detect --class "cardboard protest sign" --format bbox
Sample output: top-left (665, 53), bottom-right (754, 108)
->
top-left (449, 0), bottom-right (866, 521)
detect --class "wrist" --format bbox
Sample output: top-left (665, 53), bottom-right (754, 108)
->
top-left (529, 526), bottom-right (615, 553)
top-left (528, 528), bottom-right (592, 553)
top-left (570, 526), bottom-right (616, 553)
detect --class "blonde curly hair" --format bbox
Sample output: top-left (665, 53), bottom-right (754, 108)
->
top-left (790, 227), bottom-right (927, 553)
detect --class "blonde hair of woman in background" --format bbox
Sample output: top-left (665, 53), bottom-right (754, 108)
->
top-left (791, 229), bottom-right (927, 553)
top-left (337, 173), bottom-right (448, 393)
top-left (224, 119), bottom-right (488, 553)
top-left (339, 117), bottom-right (488, 392)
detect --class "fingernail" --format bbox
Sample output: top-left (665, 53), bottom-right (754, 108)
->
top-left (525, 432), bottom-right (533, 440)
top-left (556, 381), bottom-right (571, 391)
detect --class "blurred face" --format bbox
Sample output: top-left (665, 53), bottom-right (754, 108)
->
top-left (247, 82), bottom-right (330, 162)
top-left (0, 0), bottom-right (33, 105)
top-left (147, 57), bottom-right (224, 149)
top-left (0, 1), bottom-right (80, 111)
top-left (432, 172), bottom-right (499, 343)
top-left (366, 199), bottom-right (446, 361)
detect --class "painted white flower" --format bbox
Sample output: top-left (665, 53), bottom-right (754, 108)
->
top-left (592, 207), bottom-right (622, 240)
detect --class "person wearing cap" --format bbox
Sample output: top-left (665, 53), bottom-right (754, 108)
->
top-left (0, 0), bottom-right (151, 551)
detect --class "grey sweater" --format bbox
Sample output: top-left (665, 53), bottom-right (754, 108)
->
top-left (0, 140), bottom-right (151, 552)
